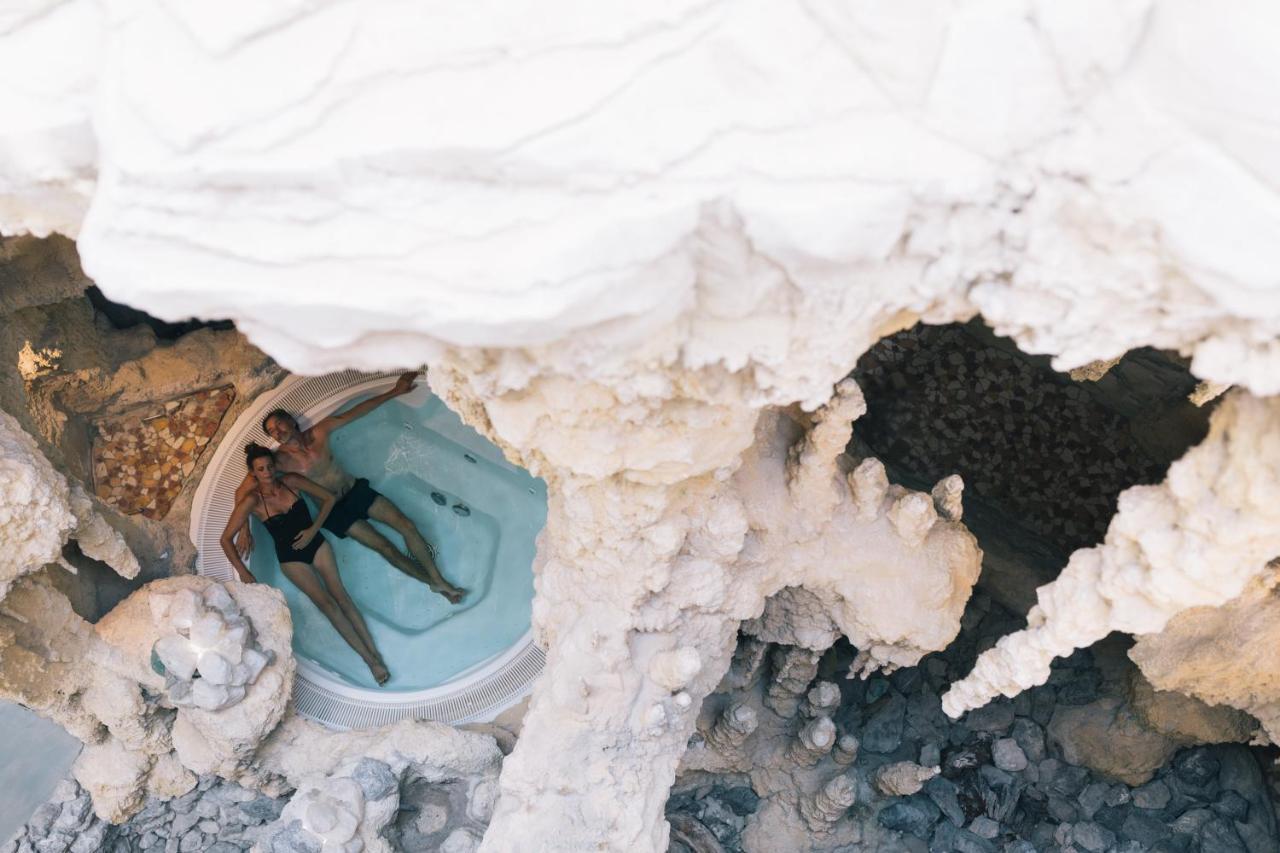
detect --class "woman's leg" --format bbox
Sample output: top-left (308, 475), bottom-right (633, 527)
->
top-left (279, 560), bottom-right (387, 683)
top-left (311, 542), bottom-right (382, 666)
top-left (346, 520), bottom-right (462, 602)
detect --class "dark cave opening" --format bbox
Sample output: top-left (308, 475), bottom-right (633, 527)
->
top-left (848, 320), bottom-right (1214, 612)
top-left (86, 285), bottom-right (234, 340)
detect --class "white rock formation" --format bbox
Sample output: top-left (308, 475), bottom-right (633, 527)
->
top-left (1130, 568), bottom-right (1280, 744)
top-left (872, 761), bottom-right (940, 797)
top-left (0, 409), bottom-right (137, 598)
top-left (257, 758), bottom-right (402, 853)
top-left (149, 584), bottom-right (275, 712)
top-left (943, 392), bottom-right (1280, 717)
top-left (4, 3), bottom-right (1280, 851)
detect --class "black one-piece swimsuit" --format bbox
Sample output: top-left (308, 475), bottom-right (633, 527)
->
top-left (258, 484), bottom-right (324, 564)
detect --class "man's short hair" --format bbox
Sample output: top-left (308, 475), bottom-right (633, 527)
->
top-left (262, 408), bottom-right (296, 433)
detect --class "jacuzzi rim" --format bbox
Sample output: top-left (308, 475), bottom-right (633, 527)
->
top-left (190, 369), bottom-right (543, 728)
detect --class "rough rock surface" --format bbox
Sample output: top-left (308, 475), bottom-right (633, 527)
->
top-left (668, 593), bottom-right (1280, 853)
top-left (944, 393), bottom-right (1280, 718)
top-left (1131, 568), bottom-right (1280, 746)
top-left (0, 409), bottom-right (137, 598)
top-left (4, 4), bottom-right (1280, 851)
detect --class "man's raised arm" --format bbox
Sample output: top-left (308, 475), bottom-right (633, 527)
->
top-left (317, 370), bottom-right (422, 433)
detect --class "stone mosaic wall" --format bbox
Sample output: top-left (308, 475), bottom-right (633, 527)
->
top-left (92, 386), bottom-right (235, 520)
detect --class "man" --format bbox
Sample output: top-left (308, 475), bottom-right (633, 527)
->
top-left (234, 370), bottom-right (466, 603)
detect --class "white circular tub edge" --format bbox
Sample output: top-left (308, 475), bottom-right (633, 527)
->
top-left (190, 370), bottom-right (543, 729)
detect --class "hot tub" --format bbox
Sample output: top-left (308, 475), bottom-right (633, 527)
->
top-left (191, 371), bottom-right (546, 728)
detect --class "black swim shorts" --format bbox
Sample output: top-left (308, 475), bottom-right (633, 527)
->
top-left (323, 477), bottom-right (381, 537)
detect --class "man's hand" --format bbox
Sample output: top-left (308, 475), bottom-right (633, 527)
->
top-left (392, 370), bottom-right (423, 396)
top-left (293, 526), bottom-right (318, 549)
top-left (234, 529), bottom-right (254, 560)
top-left (237, 570), bottom-right (258, 584)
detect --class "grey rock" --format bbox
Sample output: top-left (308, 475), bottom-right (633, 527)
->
top-left (169, 792), bottom-right (199, 815)
top-left (1171, 807), bottom-right (1214, 835)
top-left (1077, 782), bottom-right (1109, 820)
top-left (240, 796), bottom-right (284, 826)
top-left (1030, 687), bottom-right (1057, 727)
top-left (1044, 764), bottom-right (1090, 799)
top-left (1003, 842), bottom-right (1036, 853)
top-left (34, 836), bottom-right (71, 853)
top-left (204, 846), bottom-right (240, 853)
top-left (929, 820), bottom-right (959, 852)
top-left (194, 799), bottom-right (219, 820)
top-left (968, 816), bottom-right (1000, 839)
top-left (1200, 817), bottom-right (1247, 853)
top-left (1121, 811), bottom-right (1172, 846)
top-left (1, 840), bottom-right (17, 853)
top-left (1094, 803), bottom-right (1131, 833)
top-left (177, 833), bottom-right (203, 853)
top-left (28, 803), bottom-right (60, 836)
top-left (992, 739), bottom-right (1027, 772)
top-left (53, 797), bottom-right (92, 833)
top-left (952, 831), bottom-right (997, 853)
top-left (863, 692), bottom-right (908, 754)
top-left (1212, 791), bottom-right (1251, 821)
top-left (353, 758), bottom-right (398, 801)
top-left (965, 702), bottom-right (1015, 734)
top-left (197, 820), bottom-right (220, 835)
top-left (1010, 718), bottom-right (1046, 764)
top-left (1173, 748), bottom-right (1220, 788)
top-left (1048, 796), bottom-right (1078, 823)
top-left (170, 813), bottom-right (200, 838)
top-left (163, 837), bottom-right (178, 853)
top-left (1071, 822), bottom-right (1115, 852)
top-left (1134, 780), bottom-right (1172, 810)
top-left (923, 777), bottom-right (965, 827)
top-left (919, 742), bottom-right (941, 768)
top-left (1104, 786), bottom-right (1131, 808)
top-left (878, 796), bottom-right (942, 839)
top-left (69, 824), bottom-right (106, 853)
top-left (271, 820), bottom-right (322, 853)
top-left (978, 766), bottom-right (1023, 823)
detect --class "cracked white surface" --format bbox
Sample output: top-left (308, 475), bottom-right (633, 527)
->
top-left (2, 1), bottom-right (1279, 394)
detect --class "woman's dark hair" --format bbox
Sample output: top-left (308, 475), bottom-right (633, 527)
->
top-left (262, 408), bottom-right (295, 433)
top-left (244, 442), bottom-right (275, 471)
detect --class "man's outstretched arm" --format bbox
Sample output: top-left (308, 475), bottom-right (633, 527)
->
top-left (317, 370), bottom-right (421, 433)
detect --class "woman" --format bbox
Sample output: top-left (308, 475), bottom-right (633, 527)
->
top-left (221, 443), bottom-right (390, 685)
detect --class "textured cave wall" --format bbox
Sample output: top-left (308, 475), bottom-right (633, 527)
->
top-left (3, 3), bottom-right (1280, 852)
top-left (0, 235), bottom-right (285, 611)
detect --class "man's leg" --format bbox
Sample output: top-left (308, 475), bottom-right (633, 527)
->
top-left (345, 520), bottom-right (462, 602)
top-left (366, 496), bottom-right (466, 600)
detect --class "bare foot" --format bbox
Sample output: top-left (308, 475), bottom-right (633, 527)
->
top-left (371, 663), bottom-right (391, 685)
top-left (442, 585), bottom-right (466, 604)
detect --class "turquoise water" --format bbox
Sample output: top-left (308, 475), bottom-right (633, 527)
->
top-left (249, 388), bottom-right (545, 690)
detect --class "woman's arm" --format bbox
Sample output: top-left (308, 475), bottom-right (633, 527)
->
top-left (220, 495), bottom-right (260, 583)
top-left (231, 473), bottom-right (256, 558)
top-left (284, 473), bottom-right (336, 548)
